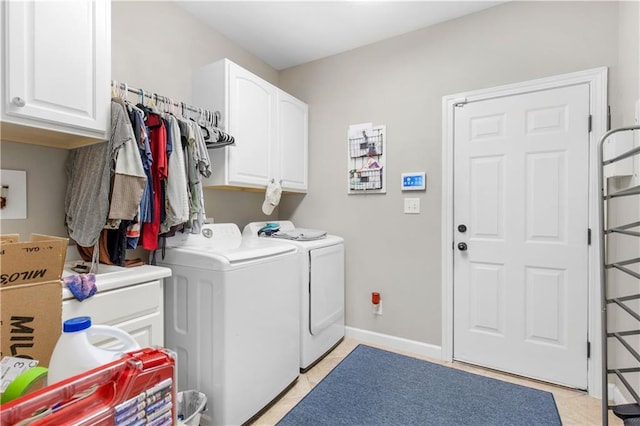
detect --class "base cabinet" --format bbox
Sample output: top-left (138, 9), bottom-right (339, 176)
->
top-left (62, 280), bottom-right (164, 348)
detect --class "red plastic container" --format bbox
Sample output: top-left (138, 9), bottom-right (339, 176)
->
top-left (1, 347), bottom-right (176, 426)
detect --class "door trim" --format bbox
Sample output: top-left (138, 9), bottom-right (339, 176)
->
top-left (441, 67), bottom-right (608, 397)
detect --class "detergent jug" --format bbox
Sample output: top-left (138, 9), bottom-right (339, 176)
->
top-left (47, 316), bottom-right (140, 385)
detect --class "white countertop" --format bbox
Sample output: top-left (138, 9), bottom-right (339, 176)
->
top-left (61, 261), bottom-right (172, 300)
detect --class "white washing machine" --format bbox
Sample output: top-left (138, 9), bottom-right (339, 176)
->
top-left (243, 221), bottom-right (345, 372)
top-left (156, 223), bottom-right (300, 426)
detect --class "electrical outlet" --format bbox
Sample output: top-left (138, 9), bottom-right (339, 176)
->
top-left (373, 300), bottom-right (383, 315)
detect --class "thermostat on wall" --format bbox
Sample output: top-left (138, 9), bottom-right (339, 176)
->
top-left (401, 172), bottom-right (426, 191)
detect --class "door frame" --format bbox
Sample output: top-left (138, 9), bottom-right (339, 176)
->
top-left (441, 67), bottom-right (608, 397)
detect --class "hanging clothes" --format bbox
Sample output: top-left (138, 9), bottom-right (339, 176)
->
top-left (65, 102), bottom-right (128, 247)
top-left (191, 121), bottom-right (211, 232)
top-left (70, 81), bottom-right (224, 264)
top-left (140, 111), bottom-right (168, 251)
top-left (126, 104), bottom-right (152, 249)
top-left (177, 119), bottom-right (211, 234)
top-left (192, 120), bottom-right (212, 179)
top-left (109, 100), bottom-right (147, 221)
top-left (160, 115), bottom-right (190, 234)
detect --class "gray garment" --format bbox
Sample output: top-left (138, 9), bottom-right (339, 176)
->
top-left (176, 118), bottom-right (208, 234)
top-left (160, 116), bottom-right (190, 233)
top-left (192, 121), bottom-right (212, 178)
top-left (65, 102), bottom-right (129, 247)
top-left (109, 101), bottom-right (146, 220)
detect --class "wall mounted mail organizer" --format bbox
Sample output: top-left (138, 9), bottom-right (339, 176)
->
top-left (347, 123), bottom-right (386, 194)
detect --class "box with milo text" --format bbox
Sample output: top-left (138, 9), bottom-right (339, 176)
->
top-left (0, 234), bottom-right (68, 367)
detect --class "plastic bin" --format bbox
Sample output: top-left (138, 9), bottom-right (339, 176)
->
top-left (177, 390), bottom-right (207, 426)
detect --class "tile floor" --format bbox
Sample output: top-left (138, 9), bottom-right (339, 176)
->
top-left (252, 338), bottom-right (624, 425)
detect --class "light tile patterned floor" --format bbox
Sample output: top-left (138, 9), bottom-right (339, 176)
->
top-left (252, 338), bottom-right (624, 426)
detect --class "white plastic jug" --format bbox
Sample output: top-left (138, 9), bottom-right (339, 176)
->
top-left (47, 316), bottom-right (140, 385)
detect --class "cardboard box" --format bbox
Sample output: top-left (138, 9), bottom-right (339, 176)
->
top-left (0, 234), bottom-right (68, 367)
top-left (0, 281), bottom-right (62, 367)
top-left (0, 234), bottom-right (68, 287)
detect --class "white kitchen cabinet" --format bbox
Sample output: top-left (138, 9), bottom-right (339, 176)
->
top-left (0, 0), bottom-right (111, 148)
top-left (193, 58), bottom-right (308, 192)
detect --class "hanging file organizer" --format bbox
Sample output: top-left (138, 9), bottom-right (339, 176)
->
top-left (347, 124), bottom-right (386, 194)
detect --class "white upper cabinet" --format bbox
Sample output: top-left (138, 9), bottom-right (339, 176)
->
top-left (193, 58), bottom-right (308, 192)
top-left (277, 90), bottom-right (309, 192)
top-left (225, 62), bottom-right (278, 188)
top-left (0, 0), bottom-right (111, 148)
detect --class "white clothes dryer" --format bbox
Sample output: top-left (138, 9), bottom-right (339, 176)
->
top-left (243, 221), bottom-right (345, 372)
top-left (156, 223), bottom-right (300, 426)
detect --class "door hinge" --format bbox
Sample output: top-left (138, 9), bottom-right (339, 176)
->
top-left (588, 228), bottom-right (591, 245)
top-left (607, 106), bottom-right (612, 130)
top-left (588, 115), bottom-right (592, 133)
top-left (587, 341), bottom-right (591, 358)
top-left (453, 97), bottom-right (468, 107)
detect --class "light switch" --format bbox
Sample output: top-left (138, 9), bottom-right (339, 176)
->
top-left (404, 198), bottom-right (420, 214)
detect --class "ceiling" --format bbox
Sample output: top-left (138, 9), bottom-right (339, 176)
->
top-left (175, 1), bottom-right (505, 70)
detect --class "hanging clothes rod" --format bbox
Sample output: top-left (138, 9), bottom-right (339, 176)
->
top-left (111, 80), bottom-right (220, 121)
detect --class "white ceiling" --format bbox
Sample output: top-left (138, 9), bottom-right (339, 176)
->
top-left (175, 1), bottom-right (505, 70)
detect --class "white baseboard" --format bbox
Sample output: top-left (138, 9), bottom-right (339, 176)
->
top-left (608, 383), bottom-right (629, 405)
top-left (345, 326), bottom-right (442, 360)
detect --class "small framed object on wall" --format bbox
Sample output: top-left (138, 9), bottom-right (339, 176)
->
top-left (401, 172), bottom-right (426, 191)
top-left (347, 123), bottom-right (386, 194)
top-left (0, 169), bottom-right (27, 219)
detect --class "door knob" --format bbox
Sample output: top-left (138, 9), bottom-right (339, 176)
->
top-left (457, 242), bottom-right (468, 251)
top-left (458, 224), bottom-right (467, 233)
top-left (11, 97), bottom-right (26, 107)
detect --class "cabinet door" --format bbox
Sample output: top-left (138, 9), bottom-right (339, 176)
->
top-left (3, 1), bottom-right (110, 135)
top-left (227, 62), bottom-right (277, 187)
top-left (277, 90), bottom-right (308, 192)
top-left (62, 280), bottom-right (164, 348)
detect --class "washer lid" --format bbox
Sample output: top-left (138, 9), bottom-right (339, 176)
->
top-left (208, 238), bottom-right (296, 263)
top-left (159, 235), bottom-right (296, 268)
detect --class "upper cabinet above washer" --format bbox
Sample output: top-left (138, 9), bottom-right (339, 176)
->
top-left (193, 59), bottom-right (308, 193)
top-left (0, 0), bottom-right (111, 148)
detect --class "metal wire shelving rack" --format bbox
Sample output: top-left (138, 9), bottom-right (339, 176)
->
top-left (598, 124), bottom-right (640, 425)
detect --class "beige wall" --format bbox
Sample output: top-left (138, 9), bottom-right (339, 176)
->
top-left (0, 141), bottom-right (68, 238)
top-left (1, 1), bottom-right (638, 353)
top-left (278, 1), bottom-right (632, 345)
top-left (111, 1), bottom-right (283, 229)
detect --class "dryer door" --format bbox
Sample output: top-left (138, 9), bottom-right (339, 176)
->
top-left (309, 244), bottom-right (345, 335)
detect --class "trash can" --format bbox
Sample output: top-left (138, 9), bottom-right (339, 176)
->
top-left (176, 390), bottom-right (207, 426)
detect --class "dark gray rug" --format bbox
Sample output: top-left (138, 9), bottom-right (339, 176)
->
top-left (277, 344), bottom-right (562, 426)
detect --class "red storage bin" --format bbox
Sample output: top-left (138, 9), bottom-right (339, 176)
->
top-left (1, 347), bottom-right (176, 426)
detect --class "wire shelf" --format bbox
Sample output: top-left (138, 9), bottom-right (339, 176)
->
top-left (349, 167), bottom-right (383, 191)
top-left (349, 129), bottom-right (383, 158)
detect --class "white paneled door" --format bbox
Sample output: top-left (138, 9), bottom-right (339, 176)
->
top-left (453, 83), bottom-right (590, 389)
